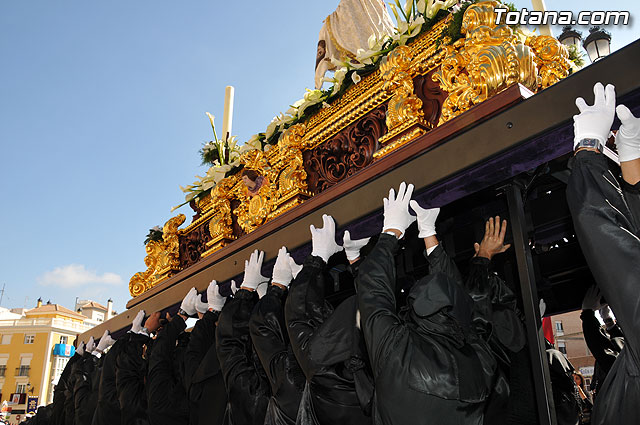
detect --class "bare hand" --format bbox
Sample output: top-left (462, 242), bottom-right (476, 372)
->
top-left (144, 311), bottom-right (162, 333)
top-left (475, 216), bottom-right (511, 260)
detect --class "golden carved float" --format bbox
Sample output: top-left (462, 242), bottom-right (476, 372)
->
top-left (129, 1), bottom-right (572, 297)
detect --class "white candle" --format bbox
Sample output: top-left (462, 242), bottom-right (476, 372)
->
top-left (222, 86), bottom-right (234, 141)
top-left (531, 0), bottom-right (553, 37)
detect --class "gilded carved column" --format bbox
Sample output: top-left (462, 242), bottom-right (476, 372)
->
top-left (374, 45), bottom-right (430, 159)
top-left (201, 176), bottom-right (239, 258)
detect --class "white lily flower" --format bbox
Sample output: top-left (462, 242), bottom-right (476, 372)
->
top-left (265, 120), bottom-right (278, 140)
top-left (356, 48), bottom-right (381, 65)
top-left (185, 190), bottom-right (198, 202)
top-left (292, 98), bottom-right (306, 108)
top-left (240, 133), bottom-right (263, 154)
top-left (389, 2), bottom-right (401, 23)
top-left (285, 106), bottom-right (298, 117)
top-left (351, 72), bottom-right (361, 84)
top-left (330, 56), bottom-right (350, 69)
top-left (200, 179), bottom-right (215, 192)
top-left (303, 89), bottom-right (325, 103)
top-left (404, 0), bottom-right (413, 18)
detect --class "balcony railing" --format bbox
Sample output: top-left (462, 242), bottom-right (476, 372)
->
top-left (15, 366), bottom-right (30, 377)
top-left (0, 317), bottom-right (92, 332)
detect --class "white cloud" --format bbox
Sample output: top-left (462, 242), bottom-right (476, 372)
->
top-left (37, 264), bottom-right (123, 288)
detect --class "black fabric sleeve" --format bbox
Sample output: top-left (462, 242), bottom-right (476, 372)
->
top-left (73, 354), bottom-right (98, 425)
top-left (147, 315), bottom-right (187, 414)
top-left (465, 256), bottom-right (526, 352)
top-left (425, 244), bottom-right (464, 283)
top-left (356, 233), bottom-right (404, 375)
top-left (116, 332), bottom-right (150, 425)
top-left (567, 151), bottom-right (640, 360)
top-left (581, 309), bottom-right (618, 372)
top-left (216, 289), bottom-right (258, 388)
top-left (184, 310), bottom-right (220, 391)
top-left (250, 284), bottom-right (289, 389)
top-left (284, 255), bottom-right (334, 377)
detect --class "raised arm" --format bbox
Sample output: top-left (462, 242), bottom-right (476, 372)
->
top-left (215, 251), bottom-right (269, 424)
top-left (357, 182), bottom-right (414, 372)
top-left (184, 280), bottom-right (227, 391)
top-left (568, 83), bottom-right (640, 356)
top-left (250, 247), bottom-right (297, 385)
top-left (285, 215), bottom-right (342, 376)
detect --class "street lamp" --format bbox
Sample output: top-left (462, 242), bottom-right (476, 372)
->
top-left (583, 27), bottom-right (611, 63)
top-left (558, 26), bottom-right (582, 47)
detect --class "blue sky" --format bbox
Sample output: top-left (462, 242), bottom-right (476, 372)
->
top-left (1, 0), bottom-right (638, 314)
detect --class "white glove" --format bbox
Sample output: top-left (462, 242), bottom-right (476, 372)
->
top-left (257, 282), bottom-right (268, 299)
top-left (342, 231), bottom-right (370, 261)
top-left (310, 214), bottom-right (343, 262)
top-left (230, 280), bottom-right (238, 295)
top-left (242, 250), bottom-right (268, 290)
top-left (547, 349), bottom-right (571, 373)
top-left (76, 342), bottom-right (85, 356)
top-left (272, 246), bottom-right (295, 287)
top-left (130, 310), bottom-right (145, 334)
top-left (195, 293), bottom-right (208, 314)
top-left (581, 286), bottom-right (602, 311)
top-left (539, 299), bottom-right (546, 318)
top-left (207, 280), bottom-right (227, 312)
top-left (180, 287), bottom-right (198, 316)
top-left (85, 336), bottom-right (96, 354)
top-left (289, 257), bottom-right (303, 279)
top-left (615, 104), bottom-right (640, 161)
top-left (95, 330), bottom-right (115, 353)
top-left (573, 82), bottom-right (616, 147)
top-left (382, 182), bottom-right (416, 238)
top-left (409, 201), bottom-right (440, 238)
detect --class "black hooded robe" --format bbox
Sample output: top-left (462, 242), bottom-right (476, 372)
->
top-left (249, 284), bottom-right (306, 425)
top-left (357, 233), bottom-right (497, 425)
top-left (216, 289), bottom-right (270, 425)
top-left (285, 255), bottom-right (373, 425)
top-left (184, 310), bottom-right (227, 425)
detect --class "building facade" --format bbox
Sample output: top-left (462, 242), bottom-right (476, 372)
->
top-left (0, 300), bottom-right (100, 424)
top-left (549, 309), bottom-right (597, 390)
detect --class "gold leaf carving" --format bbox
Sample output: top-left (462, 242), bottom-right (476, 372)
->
top-left (432, 1), bottom-right (554, 124)
top-left (129, 214), bottom-right (186, 297)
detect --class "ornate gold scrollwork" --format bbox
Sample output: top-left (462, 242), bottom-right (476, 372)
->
top-left (269, 124), bottom-right (312, 218)
top-left (232, 124), bottom-right (312, 234)
top-left (129, 214), bottom-right (186, 297)
top-left (375, 45), bottom-right (430, 159)
top-left (432, 1), bottom-right (561, 124)
top-left (201, 175), bottom-right (239, 258)
top-left (525, 35), bottom-right (572, 89)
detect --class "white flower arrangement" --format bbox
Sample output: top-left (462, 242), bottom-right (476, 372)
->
top-left (172, 113), bottom-right (260, 211)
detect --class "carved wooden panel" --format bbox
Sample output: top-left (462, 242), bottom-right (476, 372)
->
top-left (179, 222), bottom-right (212, 269)
top-left (414, 69), bottom-right (448, 127)
top-left (303, 105), bottom-right (387, 194)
